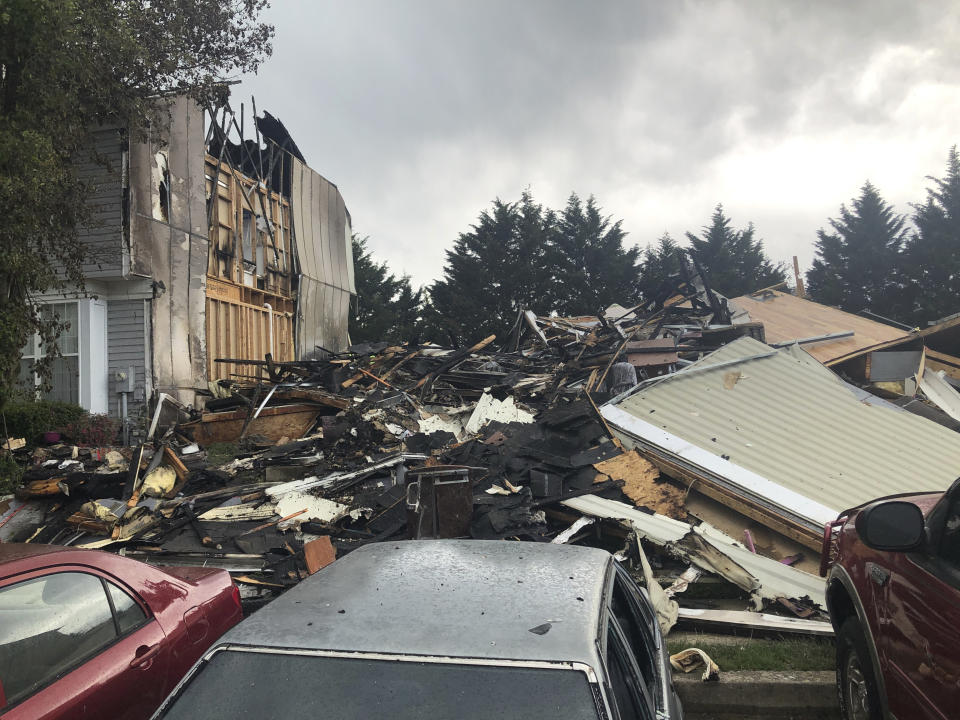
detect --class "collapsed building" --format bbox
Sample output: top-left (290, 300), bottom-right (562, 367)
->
top-left (11, 128), bottom-right (960, 641)
top-left (20, 95), bottom-right (355, 430)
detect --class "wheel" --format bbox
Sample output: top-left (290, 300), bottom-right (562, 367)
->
top-left (836, 617), bottom-right (883, 720)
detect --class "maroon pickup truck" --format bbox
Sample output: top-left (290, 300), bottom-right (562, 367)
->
top-left (820, 479), bottom-right (960, 720)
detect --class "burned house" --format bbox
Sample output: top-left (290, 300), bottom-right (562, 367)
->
top-left (20, 96), bottom-right (355, 426)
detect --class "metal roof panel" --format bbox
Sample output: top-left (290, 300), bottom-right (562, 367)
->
top-left (608, 337), bottom-right (960, 522)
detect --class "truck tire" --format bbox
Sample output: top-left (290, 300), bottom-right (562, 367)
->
top-left (836, 617), bottom-right (883, 720)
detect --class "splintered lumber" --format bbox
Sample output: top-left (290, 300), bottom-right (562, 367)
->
top-left (233, 575), bottom-right (284, 588)
top-left (341, 352), bottom-right (396, 388)
top-left (271, 387), bottom-right (350, 410)
top-left (357, 367), bottom-right (395, 389)
top-left (17, 477), bottom-right (66, 498)
top-left (66, 513), bottom-right (113, 535)
top-left (414, 335), bottom-right (497, 390)
top-left (181, 404), bottom-right (322, 445)
top-left (382, 350), bottom-right (419, 381)
top-left (163, 445), bottom-right (189, 482)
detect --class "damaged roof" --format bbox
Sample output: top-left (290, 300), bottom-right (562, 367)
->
top-left (603, 336), bottom-right (960, 529)
top-left (730, 290), bottom-right (912, 365)
top-left (217, 540), bottom-right (610, 666)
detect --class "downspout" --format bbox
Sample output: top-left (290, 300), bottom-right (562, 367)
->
top-left (264, 303), bottom-right (274, 357)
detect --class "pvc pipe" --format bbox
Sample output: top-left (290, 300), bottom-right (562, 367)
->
top-left (263, 303), bottom-right (274, 357)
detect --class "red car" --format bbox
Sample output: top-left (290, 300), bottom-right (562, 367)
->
top-left (820, 478), bottom-right (960, 720)
top-left (0, 544), bottom-right (243, 719)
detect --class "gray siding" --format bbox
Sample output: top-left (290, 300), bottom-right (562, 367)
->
top-left (77, 127), bottom-right (126, 278)
top-left (107, 299), bottom-right (148, 422)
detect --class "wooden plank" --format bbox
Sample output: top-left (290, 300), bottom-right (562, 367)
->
top-left (272, 388), bottom-right (350, 410)
top-left (17, 477), bottom-right (66, 498)
top-left (182, 404), bottom-right (322, 445)
top-left (304, 536), bottom-right (337, 574)
top-left (926, 357), bottom-right (960, 383)
top-left (413, 335), bottom-right (497, 390)
top-left (163, 445), bottom-right (189, 482)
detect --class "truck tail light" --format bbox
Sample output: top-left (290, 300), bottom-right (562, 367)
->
top-left (819, 518), bottom-right (845, 577)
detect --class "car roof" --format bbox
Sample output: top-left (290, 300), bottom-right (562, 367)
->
top-left (218, 540), bottom-right (612, 666)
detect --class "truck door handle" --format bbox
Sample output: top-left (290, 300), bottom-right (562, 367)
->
top-left (130, 643), bottom-right (160, 668)
top-left (868, 564), bottom-right (890, 586)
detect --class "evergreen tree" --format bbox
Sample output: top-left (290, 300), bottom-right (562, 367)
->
top-left (805, 182), bottom-right (907, 319)
top-left (550, 194), bottom-right (640, 316)
top-left (638, 233), bottom-right (683, 304)
top-left (424, 192), bottom-right (555, 345)
top-left (685, 205), bottom-right (786, 297)
top-left (901, 147), bottom-right (960, 325)
top-left (350, 236), bottom-right (423, 344)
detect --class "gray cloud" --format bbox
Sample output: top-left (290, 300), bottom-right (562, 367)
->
top-left (239, 0), bottom-right (960, 286)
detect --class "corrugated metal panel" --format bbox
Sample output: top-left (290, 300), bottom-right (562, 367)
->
top-left (289, 159), bottom-right (354, 356)
top-left (562, 494), bottom-right (826, 608)
top-left (607, 337), bottom-right (960, 524)
top-left (918, 368), bottom-right (960, 423)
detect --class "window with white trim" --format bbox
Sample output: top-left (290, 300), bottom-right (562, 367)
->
top-left (19, 302), bottom-right (80, 404)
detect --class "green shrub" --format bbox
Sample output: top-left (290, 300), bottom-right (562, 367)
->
top-left (1, 399), bottom-right (87, 445)
top-left (0, 453), bottom-right (24, 496)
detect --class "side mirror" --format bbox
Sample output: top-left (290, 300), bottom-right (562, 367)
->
top-left (855, 500), bottom-right (925, 552)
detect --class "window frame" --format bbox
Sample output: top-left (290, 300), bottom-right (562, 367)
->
top-left (0, 565), bottom-right (153, 710)
top-left (602, 615), bottom-right (655, 720)
top-left (612, 563), bottom-right (668, 713)
top-left (911, 480), bottom-right (960, 589)
top-left (19, 300), bottom-right (81, 405)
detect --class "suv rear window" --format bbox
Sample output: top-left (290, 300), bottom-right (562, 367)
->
top-left (159, 649), bottom-right (601, 719)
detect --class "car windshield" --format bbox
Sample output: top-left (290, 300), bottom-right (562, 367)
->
top-left (157, 649), bottom-right (601, 720)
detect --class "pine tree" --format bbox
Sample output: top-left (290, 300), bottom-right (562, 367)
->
top-left (901, 147), bottom-right (960, 325)
top-left (350, 236), bottom-right (423, 344)
top-left (424, 192), bottom-right (555, 345)
top-left (805, 182), bottom-right (907, 319)
top-left (685, 205), bottom-right (786, 297)
top-left (550, 194), bottom-right (640, 316)
top-left (638, 233), bottom-right (683, 304)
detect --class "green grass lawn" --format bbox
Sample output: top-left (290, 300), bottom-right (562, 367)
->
top-left (666, 635), bottom-right (835, 671)
top-left (205, 441), bottom-right (239, 467)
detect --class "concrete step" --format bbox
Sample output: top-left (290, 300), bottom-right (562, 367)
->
top-left (674, 670), bottom-right (840, 719)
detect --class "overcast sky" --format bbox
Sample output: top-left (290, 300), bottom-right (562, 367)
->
top-left (237, 0), bottom-right (960, 289)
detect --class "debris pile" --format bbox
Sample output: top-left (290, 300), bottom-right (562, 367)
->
top-left (9, 268), bottom-right (960, 636)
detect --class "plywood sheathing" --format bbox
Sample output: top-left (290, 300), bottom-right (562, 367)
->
top-left (730, 290), bottom-right (910, 365)
top-left (592, 450), bottom-right (686, 519)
